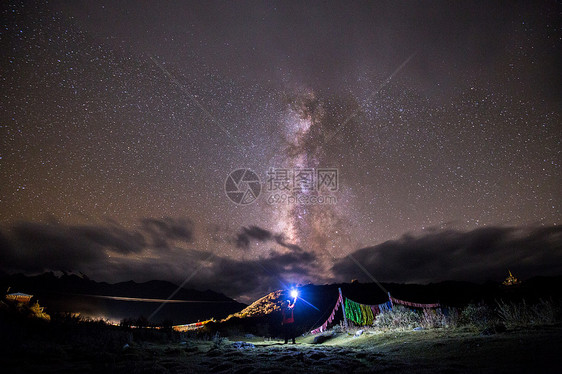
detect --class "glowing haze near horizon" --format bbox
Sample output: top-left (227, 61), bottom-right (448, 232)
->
top-left (1, 1), bottom-right (561, 302)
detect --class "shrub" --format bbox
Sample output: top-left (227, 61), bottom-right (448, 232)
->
top-left (496, 299), bottom-right (559, 327)
top-left (375, 306), bottom-right (420, 329)
top-left (443, 307), bottom-right (460, 328)
top-left (332, 324), bottom-right (343, 333)
top-left (420, 308), bottom-right (448, 329)
top-left (460, 303), bottom-right (496, 329)
top-left (212, 332), bottom-right (227, 348)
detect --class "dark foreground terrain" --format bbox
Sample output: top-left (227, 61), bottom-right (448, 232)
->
top-left (1, 325), bottom-right (561, 373)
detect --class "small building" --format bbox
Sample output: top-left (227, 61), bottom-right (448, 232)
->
top-left (502, 270), bottom-right (521, 286)
top-left (6, 292), bottom-right (33, 304)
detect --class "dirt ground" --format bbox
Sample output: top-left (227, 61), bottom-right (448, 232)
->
top-left (2, 325), bottom-right (561, 373)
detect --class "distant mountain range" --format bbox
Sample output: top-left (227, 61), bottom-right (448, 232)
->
top-left (0, 272), bottom-right (246, 324)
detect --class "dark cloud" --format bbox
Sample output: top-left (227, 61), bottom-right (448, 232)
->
top-left (3, 219), bottom-right (560, 301)
top-left (332, 226), bottom-right (562, 284)
top-left (234, 226), bottom-right (303, 252)
top-left (70, 225), bottom-right (146, 255)
top-left (274, 234), bottom-right (304, 253)
top-left (0, 218), bottom-right (193, 273)
top-left (194, 248), bottom-right (318, 301)
top-left (235, 225), bottom-right (273, 249)
top-left (3, 222), bottom-right (116, 272)
top-left (73, 240), bottom-right (317, 302)
top-left (0, 221), bottom-right (318, 301)
top-left (141, 217), bottom-right (194, 249)
top-left (0, 229), bottom-right (16, 266)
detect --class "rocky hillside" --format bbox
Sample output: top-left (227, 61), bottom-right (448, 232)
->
top-left (223, 290), bottom-right (284, 320)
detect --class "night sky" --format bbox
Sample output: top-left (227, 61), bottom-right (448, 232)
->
top-left (1, 1), bottom-right (561, 302)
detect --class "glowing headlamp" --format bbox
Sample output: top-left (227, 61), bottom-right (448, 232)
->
top-left (290, 289), bottom-right (299, 299)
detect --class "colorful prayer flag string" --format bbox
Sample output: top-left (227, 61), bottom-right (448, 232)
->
top-left (344, 297), bottom-right (391, 326)
top-left (310, 293), bottom-right (343, 334)
top-left (310, 291), bottom-right (440, 334)
top-left (389, 296), bottom-right (440, 309)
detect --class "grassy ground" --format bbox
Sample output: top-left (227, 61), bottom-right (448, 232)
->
top-left (2, 325), bottom-right (561, 373)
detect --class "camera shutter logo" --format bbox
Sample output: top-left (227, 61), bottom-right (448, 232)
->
top-left (225, 169), bottom-right (261, 205)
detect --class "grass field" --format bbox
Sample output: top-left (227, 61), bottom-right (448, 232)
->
top-left (2, 324), bottom-right (561, 373)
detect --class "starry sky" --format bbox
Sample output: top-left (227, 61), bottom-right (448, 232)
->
top-left (1, 1), bottom-right (561, 302)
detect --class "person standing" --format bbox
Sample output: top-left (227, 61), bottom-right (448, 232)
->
top-left (282, 297), bottom-right (297, 344)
